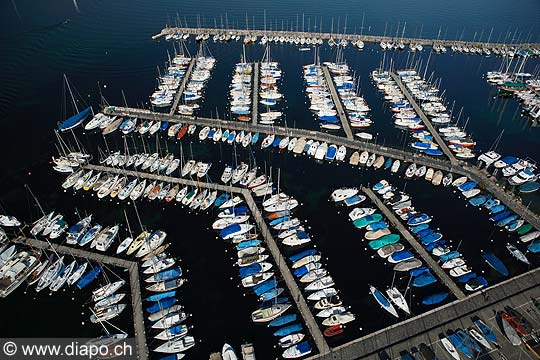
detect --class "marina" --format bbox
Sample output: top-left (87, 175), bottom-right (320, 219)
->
top-left (10, 236), bottom-right (149, 360)
top-left (362, 188), bottom-right (466, 299)
top-left (1, 2), bottom-right (540, 360)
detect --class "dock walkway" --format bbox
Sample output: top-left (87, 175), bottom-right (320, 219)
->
top-left (169, 58), bottom-right (196, 116)
top-left (153, 27), bottom-right (540, 50)
top-left (252, 62), bottom-right (259, 125)
top-left (13, 236), bottom-right (148, 360)
top-left (389, 72), bottom-right (458, 165)
top-left (322, 65), bottom-right (353, 140)
top-left (243, 189), bottom-right (330, 355)
top-left (362, 188), bottom-right (466, 299)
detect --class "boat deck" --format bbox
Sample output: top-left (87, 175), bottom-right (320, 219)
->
top-left (322, 65), bottom-right (354, 140)
top-left (12, 236), bottom-right (149, 360)
top-left (389, 72), bottom-right (458, 165)
top-left (170, 58), bottom-right (196, 116)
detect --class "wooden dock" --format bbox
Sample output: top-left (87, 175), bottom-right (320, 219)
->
top-left (12, 236), bottom-right (149, 360)
top-left (102, 105), bottom-right (540, 230)
top-left (252, 62), bottom-right (259, 125)
top-left (389, 72), bottom-right (458, 165)
top-left (304, 265), bottom-right (540, 360)
top-left (81, 164), bottom-right (330, 355)
top-left (153, 27), bottom-right (540, 51)
top-left (169, 58), bottom-right (196, 116)
top-left (362, 188), bottom-right (466, 299)
top-left (243, 189), bottom-right (330, 355)
top-left (322, 65), bottom-right (354, 140)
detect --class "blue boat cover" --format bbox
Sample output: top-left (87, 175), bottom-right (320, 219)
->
top-left (410, 224), bottom-right (429, 234)
top-left (154, 268), bottom-right (182, 281)
top-left (412, 273), bottom-right (437, 287)
top-left (421, 292), bottom-right (449, 305)
top-left (268, 314), bottom-right (297, 327)
top-left (145, 291), bottom-right (176, 302)
top-left (289, 249), bottom-right (317, 262)
top-left (253, 279), bottom-right (278, 296)
top-left (409, 267), bottom-right (429, 277)
top-left (236, 240), bottom-right (262, 250)
top-left (239, 263), bottom-right (264, 278)
top-left (481, 252), bottom-right (509, 276)
top-left (58, 107), bottom-right (91, 131)
top-left (259, 287), bottom-right (284, 302)
top-left (273, 323), bottom-right (302, 337)
top-left (457, 272), bottom-right (477, 283)
top-left (214, 194), bottom-right (230, 207)
top-left (76, 266), bottom-right (102, 289)
top-left (146, 298), bottom-right (177, 313)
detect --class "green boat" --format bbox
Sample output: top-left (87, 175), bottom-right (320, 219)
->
top-left (353, 214), bottom-right (383, 229)
top-left (517, 223), bottom-right (533, 235)
top-left (369, 234), bottom-right (401, 250)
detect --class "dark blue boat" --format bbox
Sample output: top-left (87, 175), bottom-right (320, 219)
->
top-left (412, 273), bottom-right (437, 287)
top-left (239, 263), bottom-right (266, 278)
top-left (214, 193), bottom-right (230, 207)
top-left (261, 296), bottom-right (288, 308)
top-left (457, 272), bottom-right (477, 283)
top-left (58, 107), bottom-right (91, 131)
top-left (490, 210), bottom-right (511, 222)
top-left (425, 240), bottom-right (446, 252)
top-left (410, 224), bottom-right (429, 234)
top-left (400, 351), bottom-right (414, 360)
top-left (270, 216), bottom-right (291, 226)
top-left (489, 204), bottom-right (506, 214)
top-left (236, 240), bottom-right (262, 250)
top-left (390, 250), bottom-right (414, 262)
top-left (268, 314), bottom-right (297, 327)
top-left (447, 331), bottom-right (473, 358)
top-left (272, 137), bottom-right (281, 147)
top-left (421, 233), bottom-right (443, 245)
top-left (220, 223), bottom-right (242, 239)
top-left (160, 121), bottom-right (169, 131)
top-left (289, 249), bottom-right (317, 262)
top-left (153, 267), bottom-right (183, 282)
top-left (421, 292), bottom-right (449, 305)
top-left (146, 298), bottom-right (177, 313)
top-left (481, 251), bottom-right (509, 276)
top-left (458, 181), bottom-right (477, 192)
top-left (259, 287), bottom-right (284, 302)
top-left (519, 181), bottom-right (540, 193)
top-left (293, 264), bottom-right (317, 277)
top-left (439, 251), bottom-right (461, 262)
top-left (274, 323), bottom-right (303, 337)
top-left (423, 149), bottom-right (443, 156)
top-left (455, 329), bottom-right (482, 353)
top-left (76, 266), bottom-right (102, 289)
top-left (472, 317), bottom-right (498, 345)
top-left (253, 279), bottom-right (277, 296)
top-left (417, 228), bottom-right (435, 238)
top-left (145, 291), bottom-right (176, 302)
top-left (410, 267), bottom-right (430, 277)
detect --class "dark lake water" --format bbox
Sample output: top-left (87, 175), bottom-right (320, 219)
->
top-left (0, 0), bottom-right (539, 359)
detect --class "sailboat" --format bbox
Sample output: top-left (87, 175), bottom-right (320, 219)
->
top-left (370, 285), bottom-right (399, 317)
top-left (57, 75), bottom-right (91, 132)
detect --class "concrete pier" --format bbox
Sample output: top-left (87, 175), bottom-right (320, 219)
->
top-left (170, 58), bottom-right (196, 116)
top-left (153, 27), bottom-right (540, 51)
top-left (12, 236), bottom-right (149, 360)
top-left (362, 188), bottom-right (466, 299)
top-left (252, 62), bottom-right (259, 125)
top-left (322, 65), bottom-right (353, 140)
top-left (389, 72), bottom-right (458, 165)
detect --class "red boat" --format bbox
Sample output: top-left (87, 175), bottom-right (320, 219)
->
top-left (237, 116), bottom-right (250, 122)
top-left (176, 124), bottom-right (188, 140)
top-left (501, 312), bottom-right (527, 336)
top-left (324, 325), bottom-right (344, 337)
